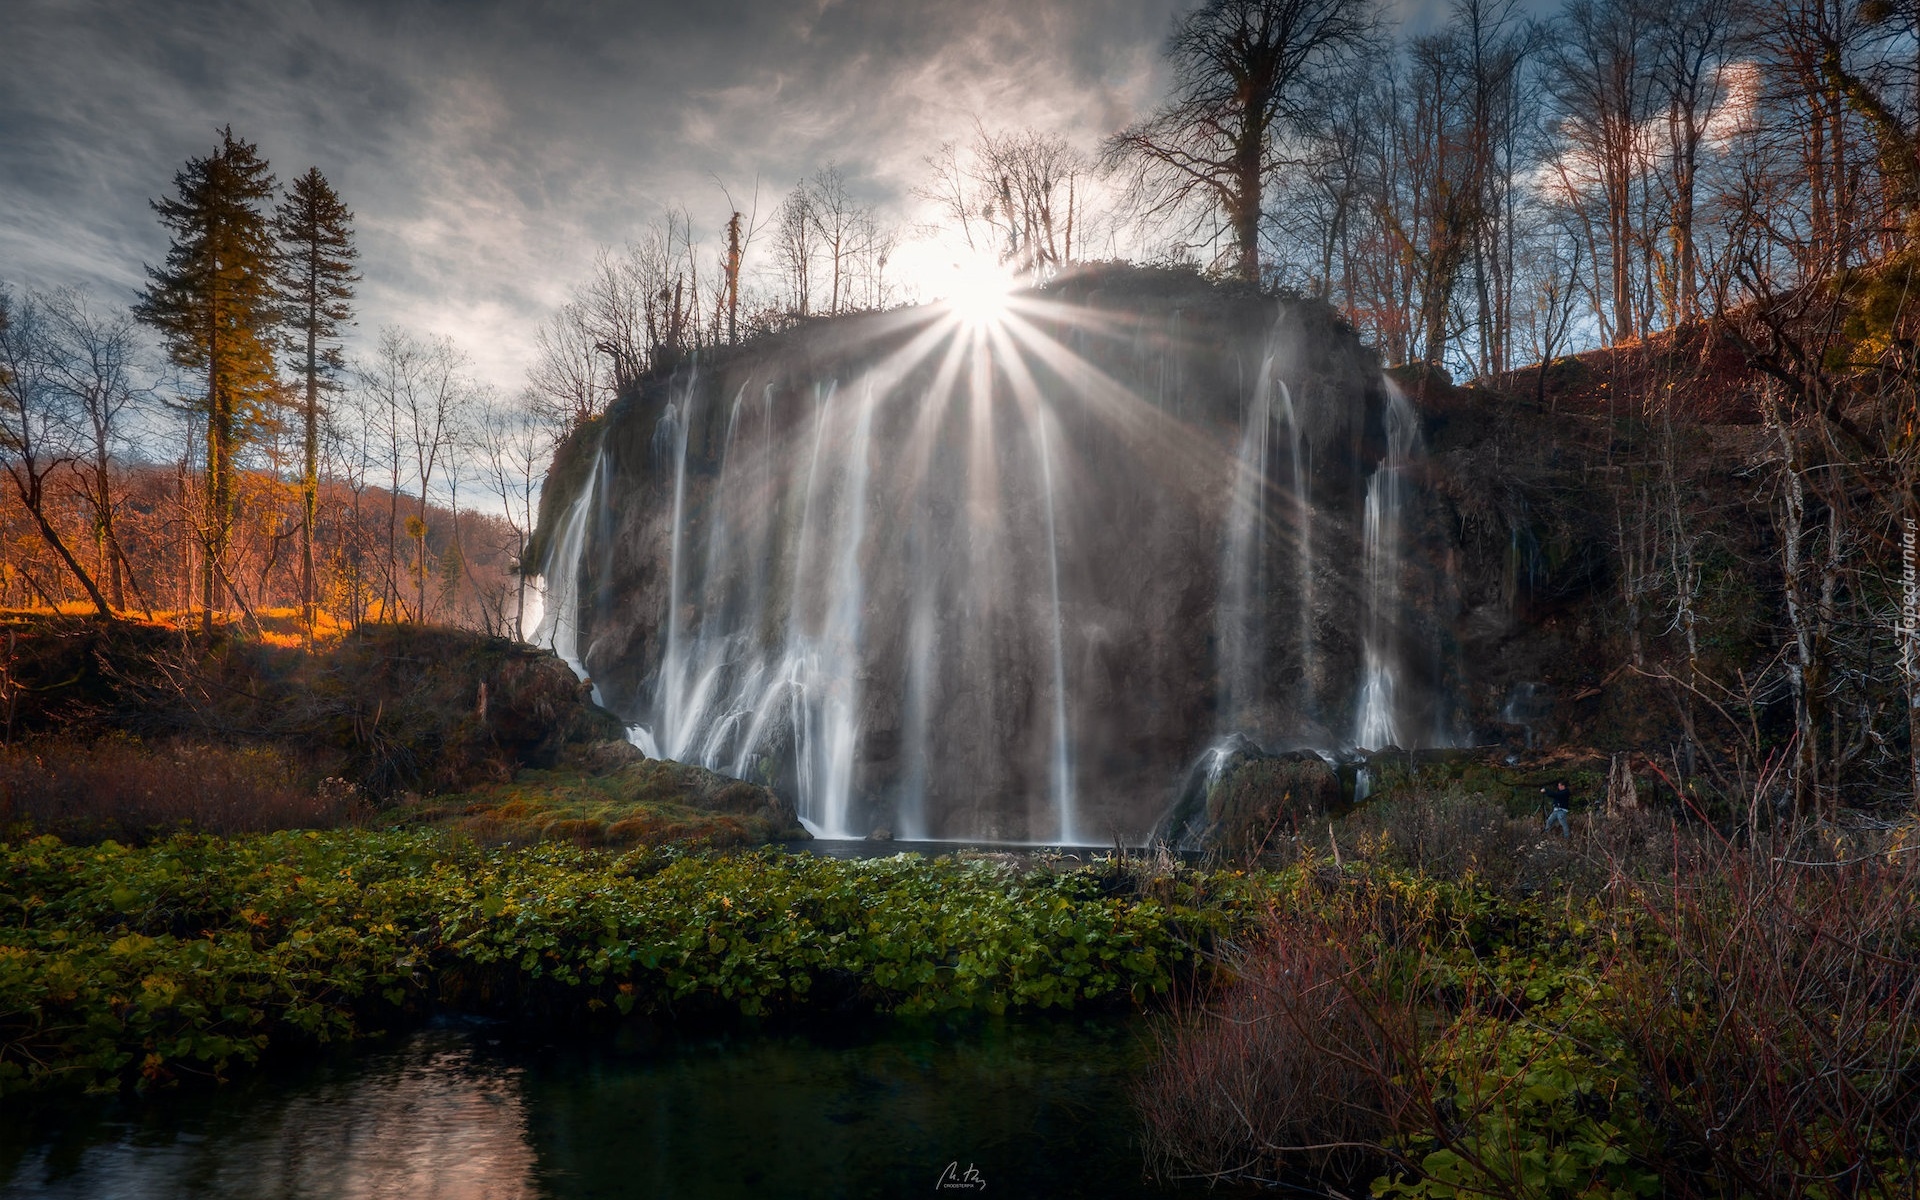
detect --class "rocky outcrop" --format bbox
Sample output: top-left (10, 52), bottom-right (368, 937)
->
top-left (562, 740), bottom-right (807, 838)
top-left (531, 266), bottom-right (1752, 841)
top-left (536, 267), bottom-right (1439, 842)
top-left (1158, 735), bottom-right (1344, 853)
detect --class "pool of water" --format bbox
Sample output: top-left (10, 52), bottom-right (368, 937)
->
top-left (0, 1013), bottom-right (1182, 1199)
top-left (781, 839), bottom-right (1203, 866)
top-left (779, 838), bottom-right (1111, 861)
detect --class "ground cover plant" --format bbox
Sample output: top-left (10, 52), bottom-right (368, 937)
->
top-left (9, 747), bottom-right (1917, 1200)
top-left (0, 831), bottom-right (1247, 1099)
top-left (1138, 785), bottom-right (1920, 1199)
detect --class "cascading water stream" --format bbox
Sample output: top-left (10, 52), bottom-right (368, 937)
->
top-left (1034, 407), bottom-right (1077, 843)
top-left (657, 377), bottom-right (695, 758)
top-left (711, 383), bottom-right (838, 816)
top-left (1354, 380), bottom-right (1420, 750)
top-left (530, 450), bottom-right (600, 681)
top-left (808, 384), bottom-right (876, 838)
top-left (531, 447), bottom-right (662, 757)
top-left (898, 504), bottom-right (937, 841)
top-left (642, 375), bottom-right (881, 839)
top-left (1277, 380), bottom-right (1312, 716)
top-left (1217, 354), bottom-right (1273, 730)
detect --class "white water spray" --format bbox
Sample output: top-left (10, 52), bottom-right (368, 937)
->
top-left (530, 451), bottom-right (601, 678)
top-left (1217, 354), bottom-right (1273, 729)
top-left (1354, 380), bottom-right (1420, 750)
top-left (1035, 407), bottom-right (1077, 843)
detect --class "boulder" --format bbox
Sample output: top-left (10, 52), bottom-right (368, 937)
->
top-left (610, 757), bottom-right (808, 839)
top-left (1158, 735), bottom-right (1341, 854)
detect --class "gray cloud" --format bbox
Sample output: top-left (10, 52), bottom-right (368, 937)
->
top-left (2, 0), bottom-right (1186, 392)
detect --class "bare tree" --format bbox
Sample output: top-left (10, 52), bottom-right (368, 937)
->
top-left (1515, 223), bottom-right (1586, 403)
top-left (920, 141), bottom-right (986, 255)
top-left (920, 127), bottom-right (1090, 281)
top-left (1397, 30), bottom-right (1486, 368)
top-left (576, 247), bottom-right (649, 393)
top-left (1103, 0), bottom-right (1374, 282)
top-left (0, 288), bottom-right (112, 616)
top-left (807, 165), bottom-right (862, 316)
top-left (1456, 0), bottom-right (1539, 376)
top-left (1543, 0), bottom-right (1656, 346)
top-left (719, 206), bottom-right (751, 344)
top-left (776, 182), bottom-right (818, 316)
top-left (397, 331), bottom-right (466, 622)
top-left (851, 208), bottom-right (899, 309)
top-left (324, 373), bottom-right (384, 627)
top-left (528, 301), bottom-right (610, 433)
top-left (470, 388), bottom-right (552, 639)
top-left (39, 289), bottom-right (150, 613)
top-left (364, 330), bottom-right (409, 618)
top-left (1651, 0), bottom-right (1736, 326)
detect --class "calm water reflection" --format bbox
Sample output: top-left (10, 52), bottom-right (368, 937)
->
top-left (1, 1014), bottom-right (1175, 1199)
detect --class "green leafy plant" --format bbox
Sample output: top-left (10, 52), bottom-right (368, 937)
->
top-left (0, 831), bottom-right (1250, 1096)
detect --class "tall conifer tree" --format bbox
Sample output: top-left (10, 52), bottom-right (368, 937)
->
top-left (135, 127), bottom-right (278, 631)
top-left (273, 167), bottom-right (358, 631)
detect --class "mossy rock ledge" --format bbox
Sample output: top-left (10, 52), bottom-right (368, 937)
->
top-left (408, 739), bottom-right (810, 848)
top-left (1158, 735), bottom-right (1342, 854)
top-left (569, 740), bottom-right (809, 837)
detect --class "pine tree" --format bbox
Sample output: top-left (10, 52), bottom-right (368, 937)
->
top-left (273, 167), bottom-right (358, 633)
top-left (134, 127), bottom-right (279, 632)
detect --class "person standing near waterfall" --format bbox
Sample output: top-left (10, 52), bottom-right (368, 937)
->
top-left (1540, 779), bottom-right (1571, 837)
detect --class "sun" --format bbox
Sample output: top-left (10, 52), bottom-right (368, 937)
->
top-left (941, 257), bottom-right (1017, 327)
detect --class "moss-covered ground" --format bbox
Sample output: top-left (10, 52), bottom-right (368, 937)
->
top-left (395, 759), bottom-right (805, 849)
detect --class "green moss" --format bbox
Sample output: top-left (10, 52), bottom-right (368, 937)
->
top-left (0, 830), bottom-right (1247, 1096)
top-left (396, 758), bottom-right (804, 849)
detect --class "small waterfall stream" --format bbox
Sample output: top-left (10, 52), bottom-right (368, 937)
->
top-left (1216, 353), bottom-right (1273, 732)
top-left (1353, 381), bottom-right (1421, 751)
top-left (529, 450), bottom-right (601, 686)
top-left (1278, 380), bottom-right (1313, 717)
top-left (1035, 407), bottom-right (1077, 843)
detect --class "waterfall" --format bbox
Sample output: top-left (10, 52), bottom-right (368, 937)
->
top-left (1035, 407), bottom-right (1077, 843)
top-left (530, 448), bottom-right (602, 682)
top-left (809, 384), bottom-right (877, 837)
top-left (639, 376), bottom-right (879, 839)
top-left (534, 274), bottom-right (1470, 844)
top-left (712, 385), bottom-right (834, 804)
top-left (1354, 380), bottom-right (1420, 750)
top-left (1217, 354), bottom-right (1274, 729)
top-left (657, 377), bottom-right (695, 757)
top-left (530, 445), bottom-right (661, 754)
top-left (1277, 381), bottom-right (1313, 717)
top-left (898, 496), bottom-right (937, 841)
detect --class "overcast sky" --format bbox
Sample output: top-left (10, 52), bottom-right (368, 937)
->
top-left (2, 0), bottom-right (1452, 394)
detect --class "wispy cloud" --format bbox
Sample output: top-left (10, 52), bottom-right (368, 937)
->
top-left (2, 0), bottom-right (1180, 395)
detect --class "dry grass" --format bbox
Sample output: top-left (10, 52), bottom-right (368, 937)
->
top-left (1607, 833), bottom-right (1920, 1198)
top-left (1138, 786), bottom-right (1920, 1197)
top-left (0, 734), bottom-right (363, 841)
top-left (1136, 907), bottom-right (1408, 1193)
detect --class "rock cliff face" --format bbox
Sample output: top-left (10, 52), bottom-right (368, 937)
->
top-left (531, 267), bottom-right (1480, 842)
